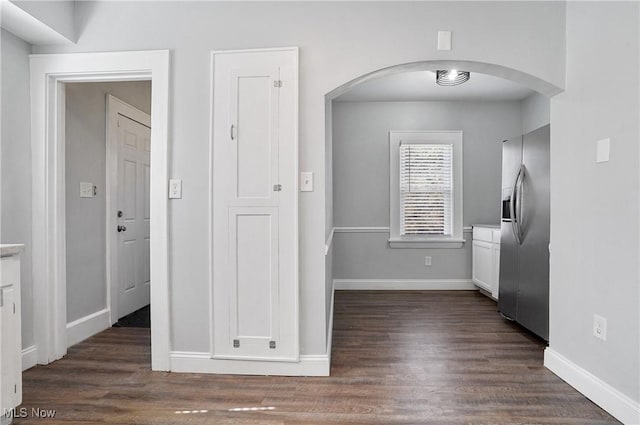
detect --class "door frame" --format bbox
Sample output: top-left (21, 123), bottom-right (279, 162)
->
top-left (30, 50), bottom-right (171, 371)
top-left (106, 95), bottom-right (152, 324)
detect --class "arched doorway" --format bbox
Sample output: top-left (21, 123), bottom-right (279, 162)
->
top-left (324, 59), bottom-right (561, 363)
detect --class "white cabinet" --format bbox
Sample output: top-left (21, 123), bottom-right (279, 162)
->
top-left (1, 246), bottom-right (23, 424)
top-left (472, 227), bottom-right (500, 299)
top-left (211, 49), bottom-right (298, 362)
top-left (472, 240), bottom-right (493, 292)
top-left (491, 242), bottom-right (501, 299)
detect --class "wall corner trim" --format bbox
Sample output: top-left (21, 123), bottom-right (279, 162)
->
top-left (333, 279), bottom-right (475, 291)
top-left (326, 279), bottom-right (335, 356)
top-left (66, 308), bottom-right (110, 349)
top-left (544, 348), bottom-right (640, 424)
top-left (22, 345), bottom-right (38, 371)
top-left (169, 352), bottom-right (330, 377)
top-left (325, 227), bottom-right (335, 256)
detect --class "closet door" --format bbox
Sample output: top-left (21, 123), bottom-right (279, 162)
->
top-left (211, 49), bottom-right (298, 361)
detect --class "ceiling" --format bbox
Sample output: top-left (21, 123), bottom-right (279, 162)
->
top-left (335, 71), bottom-right (535, 102)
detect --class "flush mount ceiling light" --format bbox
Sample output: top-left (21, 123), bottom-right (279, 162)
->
top-left (436, 69), bottom-right (470, 86)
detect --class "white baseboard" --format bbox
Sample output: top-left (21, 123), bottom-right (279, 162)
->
top-left (333, 278), bottom-right (475, 290)
top-left (66, 308), bottom-right (110, 348)
top-left (22, 345), bottom-right (38, 371)
top-left (170, 352), bottom-right (330, 376)
top-left (170, 283), bottom-right (336, 378)
top-left (544, 348), bottom-right (640, 424)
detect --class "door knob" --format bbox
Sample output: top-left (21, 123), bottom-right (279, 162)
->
top-left (117, 225), bottom-right (127, 232)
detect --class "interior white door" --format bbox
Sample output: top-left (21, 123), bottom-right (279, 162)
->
top-left (117, 112), bottom-right (151, 319)
top-left (212, 48), bottom-right (298, 361)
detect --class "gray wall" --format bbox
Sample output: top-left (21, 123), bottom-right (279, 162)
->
top-left (30, 1), bottom-right (567, 355)
top-left (65, 81), bottom-right (151, 323)
top-left (550, 1), bottom-right (639, 405)
top-left (334, 232), bottom-right (473, 280)
top-left (521, 92), bottom-right (550, 134)
top-left (332, 101), bottom-right (521, 279)
top-left (0, 29), bottom-right (35, 350)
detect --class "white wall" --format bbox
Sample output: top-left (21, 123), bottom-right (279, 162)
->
top-left (0, 29), bottom-right (35, 351)
top-left (521, 92), bottom-right (550, 134)
top-left (64, 81), bottom-right (151, 323)
top-left (549, 0), bottom-right (639, 412)
top-left (332, 100), bottom-right (521, 279)
top-left (31, 1), bottom-right (567, 356)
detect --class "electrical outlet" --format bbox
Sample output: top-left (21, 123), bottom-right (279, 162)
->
top-left (593, 314), bottom-right (607, 341)
top-left (169, 179), bottom-right (182, 199)
top-left (79, 182), bottom-right (94, 198)
top-left (424, 256), bottom-right (432, 266)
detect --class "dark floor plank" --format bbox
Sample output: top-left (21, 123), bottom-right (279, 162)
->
top-left (16, 291), bottom-right (618, 424)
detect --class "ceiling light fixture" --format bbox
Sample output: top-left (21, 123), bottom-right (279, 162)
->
top-left (436, 70), bottom-right (470, 86)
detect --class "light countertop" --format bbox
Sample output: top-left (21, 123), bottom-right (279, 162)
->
top-left (0, 244), bottom-right (24, 257)
top-left (473, 224), bottom-right (500, 229)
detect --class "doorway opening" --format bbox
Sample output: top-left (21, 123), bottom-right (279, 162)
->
top-left (324, 60), bottom-right (558, 356)
top-left (30, 50), bottom-right (170, 371)
top-left (64, 83), bottom-right (152, 350)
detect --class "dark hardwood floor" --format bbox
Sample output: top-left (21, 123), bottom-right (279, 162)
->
top-left (17, 291), bottom-right (618, 424)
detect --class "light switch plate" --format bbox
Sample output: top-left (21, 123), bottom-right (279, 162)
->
top-left (300, 172), bottom-right (313, 192)
top-left (596, 138), bottom-right (610, 163)
top-left (80, 182), bottom-right (94, 198)
top-left (169, 179), bottom-right (182, 199)
top-left (593, 314), bottom-right (607, 341)
top-left (437, 31), bottom-right (452, 51)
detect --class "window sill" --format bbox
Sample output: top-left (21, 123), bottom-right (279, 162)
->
top-left (388, 237), bottom-right (466, 249)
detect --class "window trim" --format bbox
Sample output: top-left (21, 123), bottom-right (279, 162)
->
top-left (389, 130), bottom-right (464, 249)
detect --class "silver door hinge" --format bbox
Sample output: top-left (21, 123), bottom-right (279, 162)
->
top-left (14, 384), bottom-right (17, 393)
top-left (273, 80), bottom-right (283, 88)
top-left (13, 302), bottom-right (15, 314)
top-left (269, 341), bottom-right (276, 349)
top-left (273, 184), bottom-right (282, 192)
top-left (233, 339), bottom-right (240, 348)
top-left (117, 120), bottom-right (120, 128)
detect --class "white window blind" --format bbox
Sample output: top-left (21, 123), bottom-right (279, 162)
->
top-left (399, 143), bottom-right (453, 236)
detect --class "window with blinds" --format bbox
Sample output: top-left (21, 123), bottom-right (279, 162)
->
top-left (399, 143), bottom-right (453, 236)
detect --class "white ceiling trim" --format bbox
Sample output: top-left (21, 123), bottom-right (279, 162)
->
top-left (1, 1), bottom-right (74, 45)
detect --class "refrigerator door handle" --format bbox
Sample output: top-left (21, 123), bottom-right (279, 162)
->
top-left (516, 166), bottom-right (526, 244)
top-left (510, 165), bottom-right (524, 245)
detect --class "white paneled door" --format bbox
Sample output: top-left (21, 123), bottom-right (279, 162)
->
top-left (117, 110), bottom-right (151, 319)
top-left (212, 48), bottom-right (298, 362)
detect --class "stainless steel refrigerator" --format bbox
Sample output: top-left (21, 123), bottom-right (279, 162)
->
top-left (498, 124), bottom-right (550, 340)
